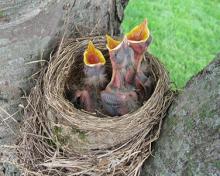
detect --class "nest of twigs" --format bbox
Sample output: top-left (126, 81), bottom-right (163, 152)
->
top-left (18, 36), bottom-right (174, 176)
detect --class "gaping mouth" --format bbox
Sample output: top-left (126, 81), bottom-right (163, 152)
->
top-left (126, 19), bottom-right (150, 42)
top-left (84, 41), bottom-right (106, 66)
top-left (106, 35), bottom-right (121, 50)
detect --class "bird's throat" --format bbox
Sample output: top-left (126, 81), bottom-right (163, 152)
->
top-left (87, 54), bottom-right (100, 64)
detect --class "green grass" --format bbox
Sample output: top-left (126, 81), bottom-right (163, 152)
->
top-left (121, 0), bottom-right (220, 88)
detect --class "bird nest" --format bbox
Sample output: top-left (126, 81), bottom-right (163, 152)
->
top-left (18, 36), bottom-right (174, 176)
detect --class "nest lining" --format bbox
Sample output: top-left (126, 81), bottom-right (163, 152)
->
top-left (18, 36), bottom-right (174, 176)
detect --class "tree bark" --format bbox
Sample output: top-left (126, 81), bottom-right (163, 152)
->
top-left (141, 54), bottom-right (220, 176)
top-left (0, 0), bottom-right (128, 175)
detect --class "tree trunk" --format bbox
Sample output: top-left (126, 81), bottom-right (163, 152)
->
top-left (141, 54), bottom-right (220, 176)
top-left (0, 0), bottom-right (128, 175)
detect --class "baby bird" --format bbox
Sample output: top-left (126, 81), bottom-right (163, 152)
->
top-left (101, 36), bottom-right (139, 116)
top-left (126, 19), bottom-right (151, 66)
top-left (106, 35), bottom-right (136, 86)
top-left (135, 58), bottom-right (155, 101)
top-left (126, 19), bottom-right (155, 100)
top-left (74, 41), bottom-right (107, 112)
top-left (83, 41), bottom-right (107, 89)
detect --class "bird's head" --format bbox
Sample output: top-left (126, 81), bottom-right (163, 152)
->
top-left (126, 19), bottom-right (152, 54)
top-left (106, 35), bottom-right (121, 51)
top-left (83, 41), bottom-right (106, 66)
top-left (106, 35), bottom-right (135, 70)
top-left (127, 19), bottom-right (150, 42)
top-left (105, 35), bottom-right (122, 68)
top-left (83, 41), bottom-right (107, 87)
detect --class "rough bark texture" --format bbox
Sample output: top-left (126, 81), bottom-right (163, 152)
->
top-left (0, 0), bottom-right (128, 175)
top-left (141, 54), bottom-right (220, 176)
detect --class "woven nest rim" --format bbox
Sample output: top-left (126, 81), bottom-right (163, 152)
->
top-left (18, 35), bottom-right (174, 176)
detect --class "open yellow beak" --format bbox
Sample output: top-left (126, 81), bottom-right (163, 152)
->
top-left (83, 41), bottom-right (106, 66)
top-left (106, 35), bottom-right (121, 50)
top-left (126, 19), bottom-right (150, 41)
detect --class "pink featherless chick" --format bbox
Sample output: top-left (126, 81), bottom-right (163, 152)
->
top-left (126, 19), bottom-right (155, 101)
top-left (100, 36), bottom-right (139, 116)
top-left (74, 41), bottom-right (107, 112)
